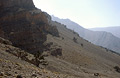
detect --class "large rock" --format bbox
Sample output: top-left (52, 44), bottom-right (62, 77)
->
top-left (0, 0), bottom-right (59, 53)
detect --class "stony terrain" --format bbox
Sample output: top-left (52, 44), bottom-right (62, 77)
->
top-left (0, 0), bottom-right (120, 78)
top-left (45, 21), bottom-right (120, 78)
top-left (0, 38), bottom-right (79, 78)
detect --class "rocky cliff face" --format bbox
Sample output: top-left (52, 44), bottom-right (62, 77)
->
top-left (0, 0), bottom-right (59, 53)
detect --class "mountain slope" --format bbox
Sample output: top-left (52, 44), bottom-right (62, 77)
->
top-left (52, 15), bottom-right (120, 53)
top-left (45, 21), bottom-right (120, 78)
top-left (0, 37), bottom-right (77, 78)
top-left (90, 26), bottom-right (120, 38)
top-left (0, 0), bottom-right (120, 78)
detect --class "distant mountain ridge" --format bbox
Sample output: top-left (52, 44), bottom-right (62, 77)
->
top-left (90, 26), bottom-right (120, 38)
top-left (52, 15), bottom-right (120, 53)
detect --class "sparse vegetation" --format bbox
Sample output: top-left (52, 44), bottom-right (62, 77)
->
top-left (16, 75), bottom-right (23, 78)
top-left (62, 37), bottom-right (64, 40)
top-left (81, 43), bottom-right (83, 47)
top-left (94, 73), bottom-right (99, 76)
top-left (73, 37), bottom-right (77, 43)
top-left (1, 0), bottom-right (120, 78)
top-left (51, 48), bottom-right (62, 57)
top-left (114, 66), bottom-right (120, 73)
top-left (100, 46), bottom-right (120, 56)
top-left (73, 30), bottom-right (79, 37)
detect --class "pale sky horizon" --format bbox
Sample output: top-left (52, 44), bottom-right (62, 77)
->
top-left (33, 0), bottom-right (120, 28)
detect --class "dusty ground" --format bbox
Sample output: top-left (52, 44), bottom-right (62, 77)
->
top-left (0, 42), bottom-right (79, 78)
top-left (0, 22), bottom-right (120, 78)
top-left (45, 21), bottom-right (120, 78)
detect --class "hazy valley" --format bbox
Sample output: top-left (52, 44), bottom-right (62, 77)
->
top-left (90, 26), bottom-right (120, 38)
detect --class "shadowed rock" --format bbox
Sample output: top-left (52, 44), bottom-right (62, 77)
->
top-left (0, 0), bottom-right (59, 54)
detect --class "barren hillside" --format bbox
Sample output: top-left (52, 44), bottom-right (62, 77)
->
top-left (44, 21), bottom-right (120, 78)
top-left (0, 0), bottom-right (120, 78)
top-left (52, 16), bottom-right (120, 53)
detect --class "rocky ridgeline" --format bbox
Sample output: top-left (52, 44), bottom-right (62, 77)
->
top-left (0, 0), bottom-right (59, 54)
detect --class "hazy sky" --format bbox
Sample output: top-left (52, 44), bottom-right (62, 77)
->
top-left (33, 0), bottom-right (120, 28)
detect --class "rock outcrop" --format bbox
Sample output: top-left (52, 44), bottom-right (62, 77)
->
top-left (0, 0), bottom-right (59, 53)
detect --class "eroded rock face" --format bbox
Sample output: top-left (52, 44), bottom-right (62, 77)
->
top-left (0, 0), bottom-right (59, 53)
